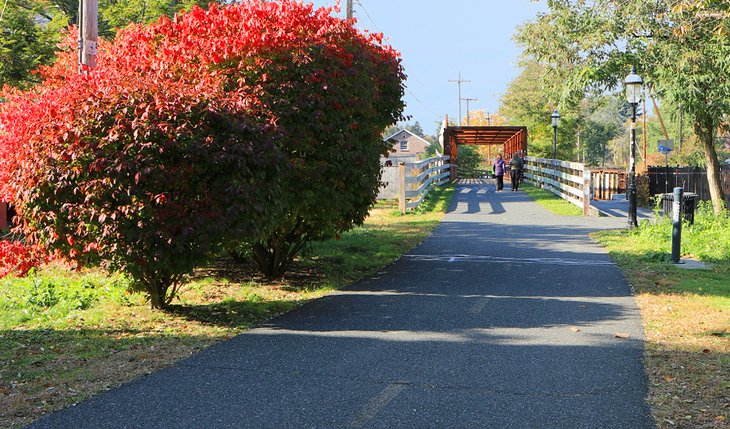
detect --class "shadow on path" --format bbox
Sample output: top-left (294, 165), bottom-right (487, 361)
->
top-left (25, 180), bottom-right (656, 429)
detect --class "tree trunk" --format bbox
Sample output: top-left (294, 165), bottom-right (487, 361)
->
top-left (252, 234), bottom-right (307, 279)
top-left (148, 283), bottom-right (167, 309)
top-left (694, 119), bottom-right (726, 214)
top-left (144, 274), bottom-right (171, 310)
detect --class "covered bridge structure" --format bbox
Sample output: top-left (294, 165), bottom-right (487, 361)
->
top-left (443, 124), bottom-right (528, 181)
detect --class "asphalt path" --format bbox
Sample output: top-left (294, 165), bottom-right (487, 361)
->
top-left (27, 179), bottom-right (656, 429)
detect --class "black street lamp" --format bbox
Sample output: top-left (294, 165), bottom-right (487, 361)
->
top-left (551, 109), bottom-right (560, 161)
top-left (624, 66), bottom-right (643, 228)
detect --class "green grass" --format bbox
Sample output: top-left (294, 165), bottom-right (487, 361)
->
top-left (0, 185), bottom-right (456, 429)
top-left (592, 202), bottom-right (729, 427)
top-left (521, 182), bottom-right (584, 216)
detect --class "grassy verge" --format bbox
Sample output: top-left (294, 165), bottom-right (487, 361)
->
top-left (521, 182), bottom-right (583, 216)
top-left (0, 185), bottom-right (455, 429)
top-left (592, 203), bottom-right (729, 428)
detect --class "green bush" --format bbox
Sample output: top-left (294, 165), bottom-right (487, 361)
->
top-left (456, 146), bottom-right (484, 177)
top-left (633, 201), bottom-right (730, 263)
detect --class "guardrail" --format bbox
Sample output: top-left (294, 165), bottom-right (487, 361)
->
top-left (523, 156), bottom-right (596, 216)
top-left (398, 156), bottom-right (451, 214)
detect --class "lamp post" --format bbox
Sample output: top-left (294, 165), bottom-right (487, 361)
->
top-left (551, 109), bottom-right (560, 161)
top-left (624, 66), bottom-right (643, 228)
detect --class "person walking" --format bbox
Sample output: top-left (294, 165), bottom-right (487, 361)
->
top-left (509, 152), bottom-right (523, 191)
top-left (493, 154), bottom-right (506, 191)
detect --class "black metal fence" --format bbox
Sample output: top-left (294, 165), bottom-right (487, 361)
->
top-left (647, 164), bottom-right (730, 207)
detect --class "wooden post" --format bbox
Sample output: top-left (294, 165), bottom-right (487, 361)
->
top-left (0, 202), bottom-right (7, 229)
top-left (410, 163), bottom-right (419, 203)
top-left (449, 135), bottom-right (458, 182)
top-left (80, 0), bottom-right (98, 70)
top-left (583, 167), bottom-right (592, 216)
top-left (398, 162), bottom-right (406, 214)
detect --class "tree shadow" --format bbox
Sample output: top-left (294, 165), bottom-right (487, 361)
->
top-left (192, 256), bottom-right (326, 289)
top-left (166, 298), bottom-right (302, 328)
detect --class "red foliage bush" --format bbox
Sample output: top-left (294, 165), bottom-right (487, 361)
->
top-left (0, 240), bottom-right (48, 278)
top-left (0, 0), bottom-right (404, 306)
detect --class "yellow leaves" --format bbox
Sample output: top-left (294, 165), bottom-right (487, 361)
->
top-left (714, 23), bottom-right (728, 37)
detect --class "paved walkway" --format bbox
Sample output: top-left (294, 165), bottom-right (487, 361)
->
top-left (591, 196), bottom-right (655, 221)
top-left (27, 179), bottom-right (655, 429)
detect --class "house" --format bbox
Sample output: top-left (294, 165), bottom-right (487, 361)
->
top-left (382, 128), bottom-right (433, 165)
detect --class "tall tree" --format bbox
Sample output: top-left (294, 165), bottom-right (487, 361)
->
top-left (518, 0), bottom-right (729, 213)
top-left (0, 0), bottom-right (218, 89)
top-left (499, 61), bottom-right (576, 159)
top-left (0, 1), bottom-right (66, 89)
top-left (407, 121), bottom-right (426, 138)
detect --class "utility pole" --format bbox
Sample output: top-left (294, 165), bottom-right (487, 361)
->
top-left (346, 0), bottom-right (353, 19)
top-left (463, 97), bottom-right (477, 125)
top-left (486, 112), bottom-right (492, 126)
top-left (678, 103), bottom-right (683, 150)
top-left (78, 0), bottom-right (98, 73)
top-left (448, 72), bottom-right (471, 126)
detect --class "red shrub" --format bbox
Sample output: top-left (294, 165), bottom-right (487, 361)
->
top-left (0, 240), bottom-right (48, 278)
top-left (0, 1), bottom-right (404, 306)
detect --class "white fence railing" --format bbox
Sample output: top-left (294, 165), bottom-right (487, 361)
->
top-left (398, 156), bottom-right (451, 214)
top-left (523, 156), bottom-right (597, 216)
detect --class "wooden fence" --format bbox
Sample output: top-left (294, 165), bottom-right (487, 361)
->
top-left (523, 156), bottom-right (595, 216)
top-left (590, 169), bottom-right (626, 200)
top-left (647, 165), bottom-right (730, 207)
top-left (398, 156), bottom-right (451, 214)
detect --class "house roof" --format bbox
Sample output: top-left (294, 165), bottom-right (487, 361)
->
top-left (383, 128), bottom-right (432, 147)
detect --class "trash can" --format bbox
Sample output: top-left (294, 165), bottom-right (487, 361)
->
top-left (661, 192), bottom-right (699, 224)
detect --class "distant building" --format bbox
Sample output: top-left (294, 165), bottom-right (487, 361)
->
top-left (382, 128), bottom-right (433, 165)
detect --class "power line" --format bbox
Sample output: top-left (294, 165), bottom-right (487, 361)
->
top-left (406, 87), bottom-right (438, 116)
top-left (448, 72), bottom-right (471, 126)
top-left (353, 1), bottom-right (436, 123)
top-left (354, 0), bottom-right (382, 34)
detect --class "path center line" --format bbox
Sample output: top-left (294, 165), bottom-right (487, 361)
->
top-left (404, 254), bottom-right (615, 267)
top-left (350, 384), bottom-right (406, 428)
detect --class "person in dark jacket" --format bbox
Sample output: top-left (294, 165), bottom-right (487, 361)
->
top-left (509, 152), bottom-right (523, 191)
top-left (493, 154), bottom-right (506, 191)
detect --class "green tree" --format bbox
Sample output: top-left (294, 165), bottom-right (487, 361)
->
top-left (407, 121), bottom-right (426, 138)
top-left (98, 0), bottom-right (216, 38)
top-left (0, 0), bottom-right (219, 89)
top-left (0, 1), bottom-right (66, 89)
top-left (582, 121), bottom-right (617, 167)
top-left (499, 61), bottom-right (581, 160)
top-left (517, 0), bottom-right (729, 213)
top-left (454, 145), bottom-right (482, 177)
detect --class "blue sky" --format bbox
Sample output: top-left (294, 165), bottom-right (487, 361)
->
top-left (308, 0), bottom-right (548, 135)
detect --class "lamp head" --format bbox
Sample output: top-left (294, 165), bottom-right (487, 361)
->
top-left (624, 66), bottom-right (643, 105)
top-left (551, 109), bottom-right (560, 128)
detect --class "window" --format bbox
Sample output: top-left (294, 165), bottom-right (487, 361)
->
top-left (399, 140), bottom-right (409, 151)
